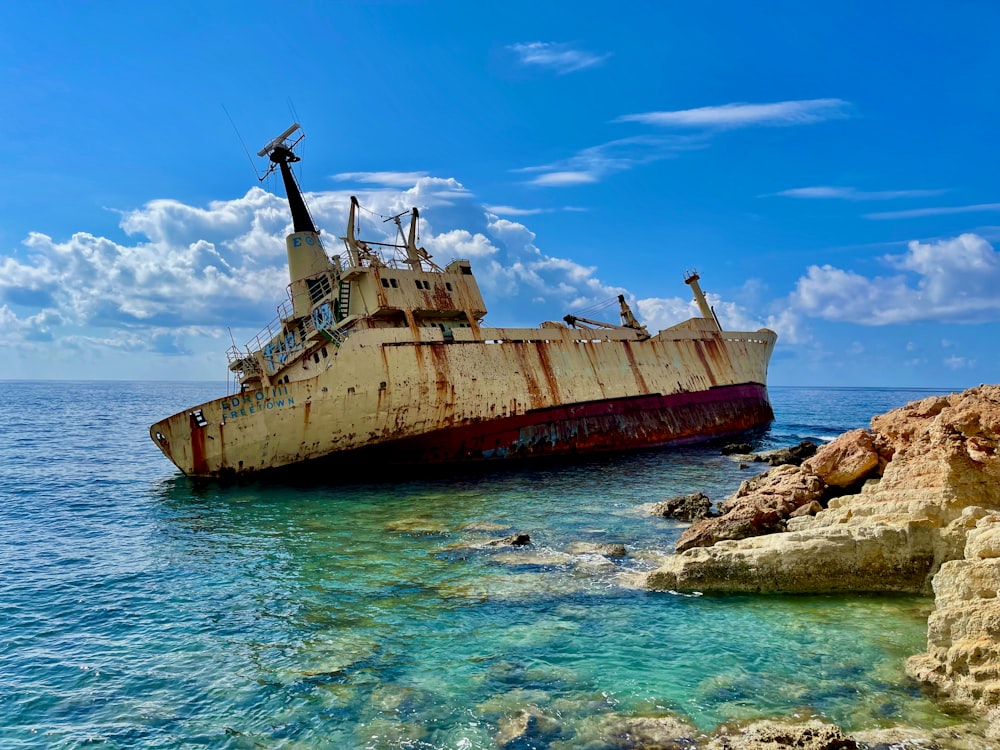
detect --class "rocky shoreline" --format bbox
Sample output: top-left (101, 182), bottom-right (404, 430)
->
top-left (641, 384), bottom-right (1000, 745)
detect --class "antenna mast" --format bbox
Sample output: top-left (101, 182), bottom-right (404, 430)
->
top-left (257, 123), bottom-right (316, 234)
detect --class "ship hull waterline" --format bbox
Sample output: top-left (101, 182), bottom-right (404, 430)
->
top-left (152, 382), bottom-right (772, 480)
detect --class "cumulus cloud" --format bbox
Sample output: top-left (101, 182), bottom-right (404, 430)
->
top-left (616, 99), bottom-right (850, 129)
top-left (0, 176), bottom-right (642, 365)
top-left (634, 292), bottom-right (808, 344)
top-left (507, 42), bottom-right (610, 74)
top-left (789, 233), bottom-right (1000, 324)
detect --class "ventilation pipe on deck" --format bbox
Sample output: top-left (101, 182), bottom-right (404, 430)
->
top-left (684, 270), bottom-right (721, 329)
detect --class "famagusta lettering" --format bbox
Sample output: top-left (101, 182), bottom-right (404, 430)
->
top-left (220, 386), bottom-right (295, 419)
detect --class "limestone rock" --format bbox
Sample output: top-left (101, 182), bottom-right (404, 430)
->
top-left (722, 441), bottom-right (753, 455)
top-left (907, 514), bottom-right (1000, 735)
top-left (676, 508), bottom-right (784, 553)
top-left (790, 500), bottom-right (823, 518)
top-left (649, 385), bottom-right (1000, 595)
top-left (675, 465), bottom-right (825, 553)
top-left (705, 720), bottom-right (856, 750)
top-left (650, 492), bottom-right (715, 522)
top-left (801, 429), bottom-right (880, 488)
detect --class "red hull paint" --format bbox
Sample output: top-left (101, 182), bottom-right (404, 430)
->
top-left (314, 382), bottom-right (772, 471)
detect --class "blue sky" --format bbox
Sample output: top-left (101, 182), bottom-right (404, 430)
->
top-left (2, 1), bottom-right (998, 387)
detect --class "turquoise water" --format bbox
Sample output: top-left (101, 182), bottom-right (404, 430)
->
top-left (0, 382), bottom-right (963, 748)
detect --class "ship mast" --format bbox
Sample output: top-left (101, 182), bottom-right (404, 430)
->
top-left (258, 124), bottom-right (317, 234)
top-left (258, 124), bottom-right (331, 317)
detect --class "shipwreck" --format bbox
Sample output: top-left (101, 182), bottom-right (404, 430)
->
top-left (150, 125), bottom-right (777, 477)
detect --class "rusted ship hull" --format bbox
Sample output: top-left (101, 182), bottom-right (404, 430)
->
top-left (327, 383), bottom-right (772, 466)
top-left (150, 321), bottom-right (776, 478)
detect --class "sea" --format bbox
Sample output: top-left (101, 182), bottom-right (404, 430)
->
top-left (0, 382), bottom-right (970, 749)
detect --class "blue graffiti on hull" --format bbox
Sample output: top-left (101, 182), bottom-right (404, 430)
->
top-left (220, 386), bottom-right (295, 419)
top-left (263, 333), bottom-right (300, 374)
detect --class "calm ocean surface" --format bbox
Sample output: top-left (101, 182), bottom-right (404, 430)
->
top-left (0, 382), bottom-right (967, 748)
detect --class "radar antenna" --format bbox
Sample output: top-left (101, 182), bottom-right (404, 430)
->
top-left (257, 123), bottom-right (316, 234)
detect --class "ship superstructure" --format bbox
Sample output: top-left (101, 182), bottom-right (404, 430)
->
top-left (150, 125), bottom-right (776, 478)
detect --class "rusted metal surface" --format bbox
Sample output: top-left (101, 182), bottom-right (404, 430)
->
top-left (149, 323), bottom-right (776, 478)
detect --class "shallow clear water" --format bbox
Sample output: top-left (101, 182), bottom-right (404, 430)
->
top-left (0, 382), bottom-right (962, 748)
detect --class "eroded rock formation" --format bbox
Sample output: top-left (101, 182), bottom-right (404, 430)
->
top-left (907, 513), bottom-right (1000, 740)
top-left (646, 385), bottom-right (1000, 595)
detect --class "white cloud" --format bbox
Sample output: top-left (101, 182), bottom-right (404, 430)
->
top-left (333, 171), bottom-right (430, 187)
top-left (944, 355), bottom-right (976, 370)
top-left (519, 98), bottom-right (845, 188)
top-left (0, 176), bottom-right (641, 361)
top-left (865, 203), bottom-right (1000, 220)
top-left (485, 205), bottom-right (551, 216)
top-left (507, 42), bottom-right (610, 74)
top-left (528, 171), bottom-right (598, 187)
top-left (616, 99), bottom-right (849, 129)
top-left (634, 292), bottom-right (807, 344)
top-left (517, 134), bottom-right (702, 187)
top-left (774, 186), bottom-right (946, 201)
top-left (424, 229), bottom-right (497, 259)
top-left (788, 233), bottom-right (1000, 324)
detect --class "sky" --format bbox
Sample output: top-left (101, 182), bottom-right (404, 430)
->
top-left (2, 1), bottom-right (998, 387)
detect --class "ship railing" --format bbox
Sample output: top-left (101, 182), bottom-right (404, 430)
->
top-left (335, 247), bottom-right (441, 274)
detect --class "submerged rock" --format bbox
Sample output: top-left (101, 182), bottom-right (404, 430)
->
top-left (721, 442), bottom-right (754, 455)
top-left (487, 533), bottom-right (532, 547)
top-left (651, 493), bottom-right (715, 522)
top-left (751, 440), bottom-right (818, 467)
top-left (594, 713), bottom-right (700, 749)
top-left (496, 706), bottom-right (563, 748)
top-left (565, 541), bottom-right (628, 558)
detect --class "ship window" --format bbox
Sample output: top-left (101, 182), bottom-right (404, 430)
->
top-left (415, 280), bottom-right (422, 289)
top-left (313, 353), bottom-right (320, 363)
top-left (379, 381), bottom-right (386, 390)
top-left (423, 280), bottom-right (430, 290)
top-left (445, 282), bottom-right (452, 291)
top-left (461, 266), bottom-right (472, 275)
top-left (347, 386), bottom-right (355, 394)
top-left (321, 347), bottom-right (328, 358)
top-left (390, 278), bottom-right (398, 288)
top-left (381, 278), bottom-right (390, 288)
